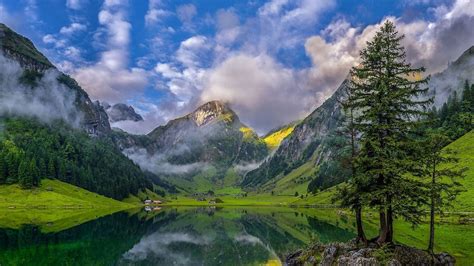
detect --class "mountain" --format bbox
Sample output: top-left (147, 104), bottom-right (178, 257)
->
top-left (429, 45), bottom-right (474, 107)
top-left (0, 23), bottom-right (111, 135)
top-left (242, 81), bottom-right (347, 188)
top-left (123, 100), bottom-right (269, 191)
top-left (147, 100), bottom-right (267, 164)
top-left (103, 102), bottom-right (144, 123)
top-left (0, 23), bottom-right (174, 200)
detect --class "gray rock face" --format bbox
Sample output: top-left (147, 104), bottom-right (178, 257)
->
top-left (104, 103), bottom-right (143, 123)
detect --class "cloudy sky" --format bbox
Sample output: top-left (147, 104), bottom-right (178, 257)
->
top-left (1, 0), bottom-right (473, 134)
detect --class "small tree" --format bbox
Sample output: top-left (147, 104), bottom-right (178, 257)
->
top-left (334, 80), bottom-right (367, 245)
top-left (420, 130), bottom-right (465, 254)
top-left (18, 160), bottom-right (33, 189)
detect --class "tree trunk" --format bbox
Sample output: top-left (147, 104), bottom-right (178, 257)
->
top-left (355, 204), bottom-right (367, 245)
top-left (377, 210), bottom-right (388, 245)
top-left (387, 203), bottom-right (393, 243)
top-left (428, 197), bottom-right (435, 253)
top-left (428, 161), bottom-right (436, 253)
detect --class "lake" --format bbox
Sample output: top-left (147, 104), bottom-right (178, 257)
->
top-left (0, 207), bottom-right (472, 265)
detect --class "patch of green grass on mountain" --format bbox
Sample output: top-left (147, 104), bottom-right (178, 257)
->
top-left (263, 125), bottom-right (295, 150)
top-left (446, 130), bottom-right (474, 212)
top-left (261, 160), bottom-right (317, 196)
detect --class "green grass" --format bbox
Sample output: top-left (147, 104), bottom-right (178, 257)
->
top-left (0, 179), bottom-right (134, 232)
top-left (0, 179), bottom-right (132, 209)
top-left (261, 160), bottom-right (316, 196)
top-left (122, 188), bottom-right (161, 205)
top-left (446, 130), bottom-right (474, 212)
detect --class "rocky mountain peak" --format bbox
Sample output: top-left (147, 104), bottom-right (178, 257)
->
top-left (190, 100), bottom-right (235, 126)
top-left (103, 102), bottom-right (144, 123)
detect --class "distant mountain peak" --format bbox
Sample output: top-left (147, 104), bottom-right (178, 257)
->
top-left (103, 102), bottom-right (143, 123)
top-left (190, 100), bottom-right (236, 126)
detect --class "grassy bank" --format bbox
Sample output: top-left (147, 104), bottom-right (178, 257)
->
top-left (0, 179), bottom-right (135, 232)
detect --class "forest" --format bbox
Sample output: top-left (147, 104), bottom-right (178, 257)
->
top-left (0, 118), bottom-right (157, 200)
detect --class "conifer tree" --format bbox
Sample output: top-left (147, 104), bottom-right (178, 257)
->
top-left (349, 20), bottom-right (432, 244)
top-left (335, 81), bottom-right (367, 244)
top-left (47, 158), bottom-right (56, 179)
top-left (18, 160), bottom-right (32, 189)
top-left (30, 158), bottom-right (40, 187)
top-left (0, 154), bottom-right (6, 184)
top-left (419, 130), bottom-right (465, 254)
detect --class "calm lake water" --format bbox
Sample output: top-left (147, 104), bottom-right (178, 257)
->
top-left (0, 207), bottom-right (356, 266)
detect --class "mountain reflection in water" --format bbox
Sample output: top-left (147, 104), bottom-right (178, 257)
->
top-left (0, 207), bottom-right (355, 266)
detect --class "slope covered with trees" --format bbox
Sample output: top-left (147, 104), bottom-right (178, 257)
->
top-left (0, 118), bottom-right (158, 200)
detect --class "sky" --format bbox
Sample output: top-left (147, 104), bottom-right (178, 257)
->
top-left (0, 0), bottom-right (473, 134)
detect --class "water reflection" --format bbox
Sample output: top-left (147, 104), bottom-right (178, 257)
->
top-left (0, 207), bottom-right (355, 266)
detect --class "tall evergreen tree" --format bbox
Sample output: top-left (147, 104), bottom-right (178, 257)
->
top-left (349, 20), bottom-right (432, 244)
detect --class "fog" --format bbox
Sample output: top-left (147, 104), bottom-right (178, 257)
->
top-left (0, 53), bottom-right (82, 126)
top-left (123, 147), bottom-right (209, 175)
top-left (429, 55), bottom-right (474, 107)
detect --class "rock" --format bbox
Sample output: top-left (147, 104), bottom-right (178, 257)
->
top-left (285, 241), bottom-right (456, 266)
top-left (337, 248), bottom-right (378, 266)
top-left (285, 249), bottom-right (303, 266)
top-left (321, 244), bottom-right (339, 266)
top-left (435, 253), bottom-right (456, 266)
top-left (387, 259), bottom-right (401, 266)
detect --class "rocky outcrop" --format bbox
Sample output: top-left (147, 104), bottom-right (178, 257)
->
top-left (103, 102), bottom-right (143, 123)
top-left (285, 241), bottom-right (456, 266)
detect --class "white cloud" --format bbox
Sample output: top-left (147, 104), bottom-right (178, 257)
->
top-left (201, 53), bottom-right (315, 133)
top-left (176, 35), bottom-right (210, 67)
top-left (66, 0), bottom-right (86, 10)
top-left (72, 0), bottom-right (148, 102)
top-left (42, 34), bottom-right (67, 48)
top-left (59, 22), bottom-right (86, 35)
top-left (176, 4), bottom-right (197, 31)
top-left (145, 0), bottom-right (172, 26)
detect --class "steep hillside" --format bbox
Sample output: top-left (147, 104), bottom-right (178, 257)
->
top-left (0, 23), bottom-right (110, 135)
top-left (242, 80), bottom-right (347, 188)
top-left (446, 130), bottom-right (474, 212)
